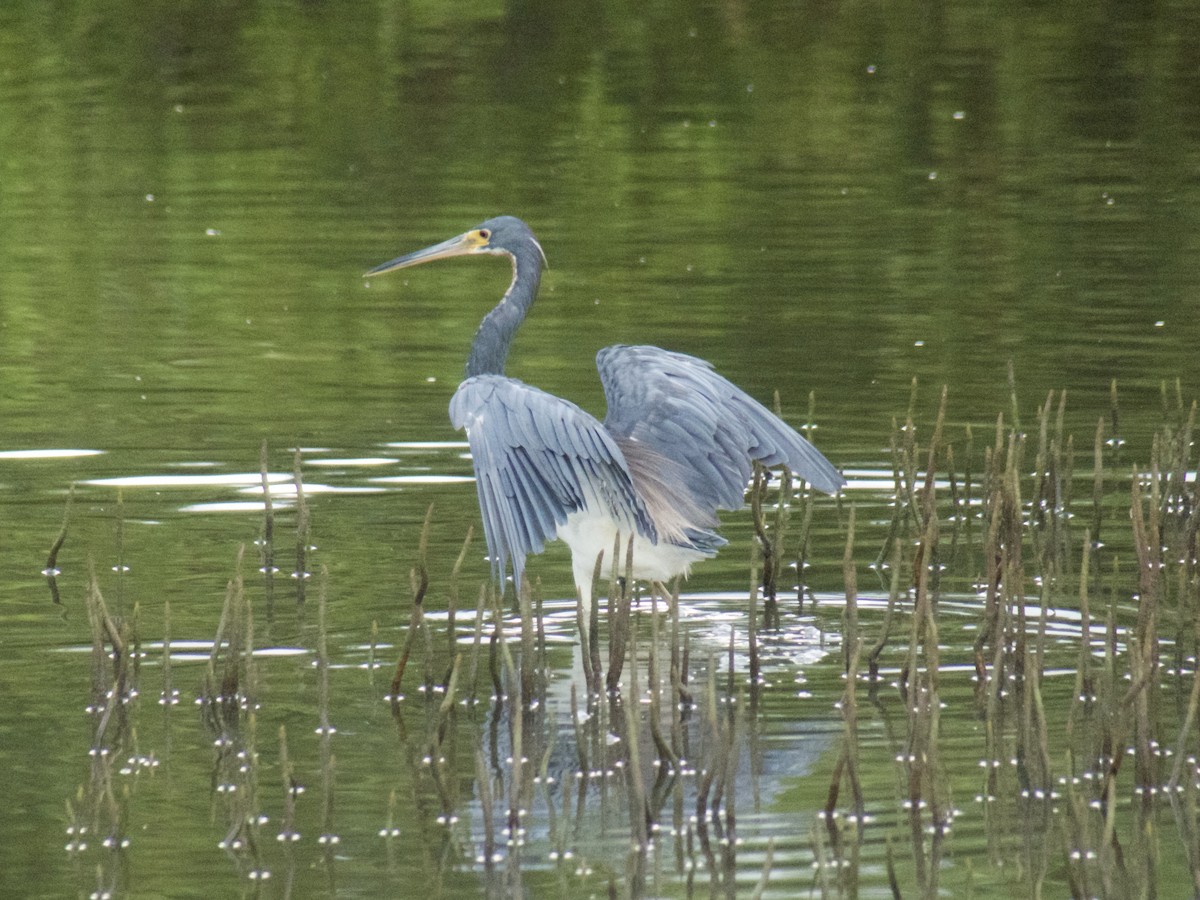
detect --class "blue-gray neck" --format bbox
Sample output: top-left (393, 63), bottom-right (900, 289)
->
top-left (465, 242), bottom-right (544, 378)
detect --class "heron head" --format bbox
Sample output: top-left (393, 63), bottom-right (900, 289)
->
top-left (365, 215), bottom-right (546, 278)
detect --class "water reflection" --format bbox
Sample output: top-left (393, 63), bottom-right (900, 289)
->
top-left (386, 587), bottom-right (840, 899)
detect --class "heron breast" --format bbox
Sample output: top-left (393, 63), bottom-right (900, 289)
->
top-left (556, 510), bottom-right (708, 583)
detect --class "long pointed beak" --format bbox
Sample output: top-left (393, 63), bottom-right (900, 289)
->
top-left (364, 230), bottom-right (486, 278)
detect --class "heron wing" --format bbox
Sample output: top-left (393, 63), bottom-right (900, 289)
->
top-left (597, 345), bottom-right (845, 518)
top-left (449, 374), bottom-right (654, 589)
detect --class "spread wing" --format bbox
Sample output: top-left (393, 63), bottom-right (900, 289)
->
top-left (449, 374), bottom-right (654, 589)
top-left (597, 345), bottom-right (844, 518)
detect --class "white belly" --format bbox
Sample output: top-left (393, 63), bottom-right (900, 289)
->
top-left (556, 510), bottom-right (708, 585)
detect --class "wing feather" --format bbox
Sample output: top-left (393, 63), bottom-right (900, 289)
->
top-left (598, 345), bottom-right (844, 521)
top-left (450, 374), bottom-right (653, 589)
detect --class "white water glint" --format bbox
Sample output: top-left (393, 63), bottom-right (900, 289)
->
top-left (0, 449), bottom-right (105, 460)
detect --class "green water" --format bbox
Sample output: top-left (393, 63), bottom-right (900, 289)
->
top-left (2, 1), bottom-right (1199, 897)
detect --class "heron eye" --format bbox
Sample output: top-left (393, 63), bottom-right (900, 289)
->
top-left (478, 229), bottom-right (491, 240)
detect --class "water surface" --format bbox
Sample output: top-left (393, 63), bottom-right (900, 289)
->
top-left (2, 1), bottom-right (1199, 896)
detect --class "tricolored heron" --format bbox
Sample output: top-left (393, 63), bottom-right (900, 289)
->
top-left (366, 216), bottom-right (843, 642)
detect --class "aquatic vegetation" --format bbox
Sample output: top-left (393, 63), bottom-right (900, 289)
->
top-left (55, 381), bottom-right (1200, 897)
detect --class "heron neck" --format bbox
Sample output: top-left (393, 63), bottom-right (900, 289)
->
top-left (466, 246), bottom-right (542, 378)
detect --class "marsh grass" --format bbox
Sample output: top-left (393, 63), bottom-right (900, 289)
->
top-left (56, 379), bottom-right (1200, 898)
top-left (258, 439), bottom-right (276, 614)
top-left (64, 569), bottom-right (142, 895)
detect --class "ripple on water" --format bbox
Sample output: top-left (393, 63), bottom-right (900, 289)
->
top-left (53, 641), bottom-right (309, 663)
top-left (84, 473), bottom-right (293, 488)
top-left (0, 448), bottom-right (105, 460)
